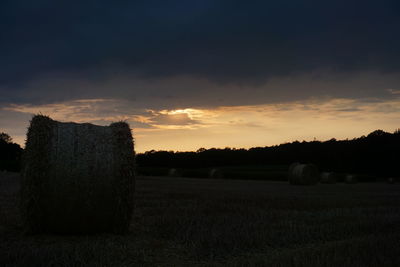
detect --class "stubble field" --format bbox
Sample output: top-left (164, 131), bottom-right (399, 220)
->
top-left (1, 172), bottom-right (400, 266)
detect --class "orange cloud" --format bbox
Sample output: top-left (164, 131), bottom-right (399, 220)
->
top-left (2, 97), bottom-right (400, 152)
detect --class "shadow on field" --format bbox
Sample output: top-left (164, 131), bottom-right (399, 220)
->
top-left (1, 173), bottom-right (400, 266)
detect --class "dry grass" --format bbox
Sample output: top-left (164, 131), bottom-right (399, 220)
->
top-left (1, 173), bottom-right (400, 266)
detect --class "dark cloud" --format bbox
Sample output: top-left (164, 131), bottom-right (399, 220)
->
top-left (0, 0), bottom-right (399, 107)
top-left (2, 70), bottom-right (398, 110)
top-left (1, 1), bottom-right (400, 81)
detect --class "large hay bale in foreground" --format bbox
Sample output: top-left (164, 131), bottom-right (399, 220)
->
top-left (288, 163), bottom-right (320, 185)
top-left (21, 115), bottom-right (135, 234)
top-left (320, 172), bottom-right (338, 184)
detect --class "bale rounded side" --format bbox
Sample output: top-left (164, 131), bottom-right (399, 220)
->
top-left (21, 115), bottom-right (135, 234)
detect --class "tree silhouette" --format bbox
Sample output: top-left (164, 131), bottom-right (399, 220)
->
top-left (0, 132), bottom-right (12, 143)
top-left (136, 129), bottom-right (400, 181)
top-left (0, 132), bottom-right (23, 172)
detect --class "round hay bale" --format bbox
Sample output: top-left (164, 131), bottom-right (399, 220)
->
top-left (168, 168), bottom-right (181, 177)
top-left (345, 174), bottom-right (358, 184)
top-left (20, 115), bottom-right (135, 234)
top-left (288, 162), bottom-right (300, 174)
top-left (288, 163), bottom-right (319, 185)
top-left (209, 168), bottom-right (223, 179)
top-left (387, 177), bottom-right (396, 184)
top-left (320, 172), bottom-right (337, 184)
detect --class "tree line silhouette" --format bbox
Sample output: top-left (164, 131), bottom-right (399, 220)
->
top-left (136, 129), bottom-right (400, 178)
top-left (0, 132), bottom-right (23, 172)
top-left (1, 129), bottom-right (399, 178)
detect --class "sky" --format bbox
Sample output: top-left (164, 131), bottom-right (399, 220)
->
top-left (1, 1), bottom-right (400, 152)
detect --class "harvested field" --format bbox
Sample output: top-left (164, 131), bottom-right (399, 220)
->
top-left (1, 172), bottom-right (400, 266)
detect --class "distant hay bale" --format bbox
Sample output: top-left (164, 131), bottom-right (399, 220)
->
top-left (209, 168), bottom-right (223, 179)
top-left (288, 163), bottom-right (319, 185)
top-left (345, 174), bottom-right (358, 184)
top-left (20, 115), bottom-right (135, 234)
top-left (288, 162), bottom-right (300, 174)
top-left (168, 168), bottom-right (181, 177)
top-left (320, 172), bottom-right (337, 184)
top-left (387, 177), bottom-right (396, 184)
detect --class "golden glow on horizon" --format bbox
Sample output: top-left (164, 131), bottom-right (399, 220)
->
top-left (158, 108), bottom-right (207, 120)
top-left (2, 97), bottom-right (400, 152)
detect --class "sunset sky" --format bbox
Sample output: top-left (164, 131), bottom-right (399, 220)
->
top-left (1, 1), bottom-right (399, 152)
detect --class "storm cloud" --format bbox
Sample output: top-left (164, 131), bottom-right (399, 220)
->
top-left (1, 0), bottom-right (400, 107)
